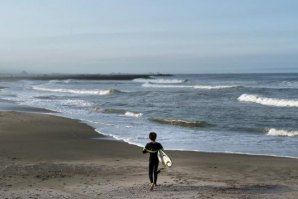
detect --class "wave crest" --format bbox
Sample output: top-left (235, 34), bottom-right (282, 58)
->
top-left (150, 118), bottom-right (213, 128)
top-left (32, 86), bottom-right (119, 95)
top-left (267, 128), bottom-right (298, 137)
top-left (143, 83), bottom-right (238, 89)
top-left (124, 111), bottom-right (143, 118)
top-left (133, 78), bottom-right (186, 84)
top-left (102, 109), bottom-right (143, 117)
top-left (238, 94), bottom-right (298, 107)
top-left (142, 83), bottom-right (191, 88)
top-left (103, 108), bottom-right (126, 114)
top-left (193, 85), bottom-right (239, 89)
top-left (46, 79), bottom-right (74, 85)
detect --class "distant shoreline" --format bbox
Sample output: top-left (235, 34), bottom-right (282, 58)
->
top-left (0, 73), bottom-right (172, 81)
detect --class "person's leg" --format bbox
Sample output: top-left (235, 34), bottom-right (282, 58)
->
top-left (148, 162), bottom-right (154, 184)
top-left (153, 161), bottom-right (159, 185)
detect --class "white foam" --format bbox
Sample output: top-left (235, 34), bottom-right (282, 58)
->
top-left (124, 111), bottom-right (143, 118)
top-left (142, 83), bottom-right (238, 89)
top-left (267, 128), bottom-right (298, 137)
top-left (63, 79), bottom-right (74, 84)
top-left (94, 129), bottom-right (144, 147)
top-left (277, 81), bottom-right (298, 89)
top-left (59, 99), bottom-right (93, 107)
top-left (48, 80), bottom-right (61, 84)
top-left (32, 86), bottom-right (116, 95)
top-left (48, 79), bottom-right (74, 84)
top-left (238, 94), bottom-right (298, 107)
top-left (193, 85), bottom-right (239, 89)
top-left (142, 83), bottom-right (191, 88)
top-left (133, 78), bottom-right (186, 84)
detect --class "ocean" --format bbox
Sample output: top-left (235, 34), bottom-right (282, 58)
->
top-left (1, 74), bottom-right (298, 158)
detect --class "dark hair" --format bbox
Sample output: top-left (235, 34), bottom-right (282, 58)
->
top-left (149, 132), bottom-right (157, 141)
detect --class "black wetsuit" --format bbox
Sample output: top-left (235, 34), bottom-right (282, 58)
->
top-left (142, 142), bottom-right (163, 184)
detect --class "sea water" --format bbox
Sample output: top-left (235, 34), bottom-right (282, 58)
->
top-left (1, 74), bottom-right (298, 158)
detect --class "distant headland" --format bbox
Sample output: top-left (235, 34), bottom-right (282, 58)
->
top-left (0, 73), bottom-right (172, 80)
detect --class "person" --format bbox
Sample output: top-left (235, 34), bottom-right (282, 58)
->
top-left (142, 132), bottom-right (163, 191)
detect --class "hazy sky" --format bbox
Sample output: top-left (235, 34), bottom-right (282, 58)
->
top-left (0, 0), bottom-right (297, 74)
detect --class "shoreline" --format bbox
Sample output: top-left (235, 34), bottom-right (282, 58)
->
top-left (0, 111), bottom-right (298, 198)
top-left (1, 101), bottom-right (298, 160)
top-left (87, 117), bottom-right (298, 160)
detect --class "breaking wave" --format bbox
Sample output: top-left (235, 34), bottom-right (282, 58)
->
top-left (143, 83), bottom-right (238, 90)
top-left (133, 78), bottom-right (186, 84)
top-left (32, 86), bottom-right (120, 95)
top-left (124, 111), bottom-right (143, 118)
top-left (275, 81), bottom-right (298, 89)
top-left (267, 128), bottom-right (298, 137)
top-left (46, 79), bottom-right (78, 85)
top-left (150, 118), bottom-right (213, 128)
top-left (102, 108), bottom-right (143, 118)
top-left (142, 83), bottom-right (191, 88)
top-left (238, 94), bottom-right (298, 108)
top-left (193, 85), bottom-right (239, 89)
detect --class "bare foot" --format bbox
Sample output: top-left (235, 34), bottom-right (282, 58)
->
top-left (150, 183), bottom-right (155, 191)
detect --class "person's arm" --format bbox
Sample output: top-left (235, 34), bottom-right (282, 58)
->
top-left (159, 143), bottom-right (164, 151)
top-left (142, 148), bottom-right (147, 154)
top-left (142, 144), bottom-right (148, 154)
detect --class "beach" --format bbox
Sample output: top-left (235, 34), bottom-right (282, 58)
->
top-left (0, 111), bottom-right (297, 199)
top-left (1, 0), bottom-right (297, 197)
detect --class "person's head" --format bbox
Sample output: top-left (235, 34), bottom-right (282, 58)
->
top-left (149, 132), bottom-right (157, 141)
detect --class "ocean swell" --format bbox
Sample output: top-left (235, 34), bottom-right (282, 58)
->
top-left (238, 94), bottom-right (298, 108)
top-left (150, 118), bottom-right (213, 128)
top-left (59, 99), bottom-right (93, 107)
top-left (103, 108), bottom-right (126, 114)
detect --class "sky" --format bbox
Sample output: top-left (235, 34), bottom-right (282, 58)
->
top-left (0, 0), bottom-right (297, 74)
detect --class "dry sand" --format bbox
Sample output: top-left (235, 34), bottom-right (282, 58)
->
top-left (0, 111), bottom-right (297, 199)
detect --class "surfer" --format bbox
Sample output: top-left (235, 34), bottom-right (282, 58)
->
top-left (142, 132), bottom-right (163, 191)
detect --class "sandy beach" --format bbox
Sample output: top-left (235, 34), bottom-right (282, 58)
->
top-left (0, 111), bottom-right (297, 199)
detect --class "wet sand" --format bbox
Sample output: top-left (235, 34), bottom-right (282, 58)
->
top-left (0, 111), bottom-right (297, 198)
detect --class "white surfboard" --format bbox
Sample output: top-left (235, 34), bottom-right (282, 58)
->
top-left (158, 150), bottom-right (172, 167)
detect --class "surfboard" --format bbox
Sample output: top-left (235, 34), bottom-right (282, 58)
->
top-left (158, 150), bottom-right (172, 167)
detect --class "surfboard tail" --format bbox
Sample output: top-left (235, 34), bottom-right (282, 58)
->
top-left (158, 149), bottom-right (172, 168)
